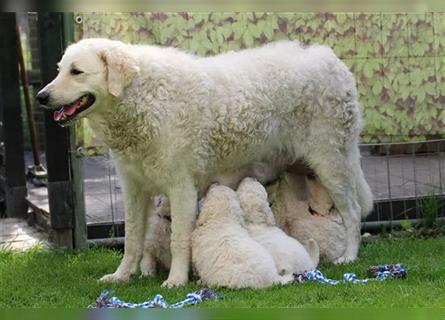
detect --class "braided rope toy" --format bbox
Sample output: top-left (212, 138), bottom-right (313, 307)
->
top-left (90, 288), bottom-right (219, 308)
top-left (90, 264), bottom-right (407, 308)
top-left (293, 263), bottom-right (408, 285)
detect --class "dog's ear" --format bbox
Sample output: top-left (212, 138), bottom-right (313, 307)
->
top-left (100, 45), bottom-right (140, 97)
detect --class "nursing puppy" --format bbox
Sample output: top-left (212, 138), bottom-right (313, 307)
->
top-left (192, 184), bottom-right (291, 289)
top-left (267, 172), bottom-right (347, 263)
top-left (140, 196), bottom-right (172, 276)
top-left (37, 38), bottom-right (372, 286)
top-left (237, 178), bottom-right (319, 276)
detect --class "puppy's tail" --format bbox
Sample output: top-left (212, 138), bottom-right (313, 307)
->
top-left (306, 238), bottom-right (320, 267)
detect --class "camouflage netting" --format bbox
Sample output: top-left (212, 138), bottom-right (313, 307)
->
top-left (73, 12), bottom-right (445, 154)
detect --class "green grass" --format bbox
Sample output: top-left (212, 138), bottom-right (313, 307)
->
top-left (0, 237), bottom-right (444, 308)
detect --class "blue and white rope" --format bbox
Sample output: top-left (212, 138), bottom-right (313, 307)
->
top-left (294, 263), bottom-right (407, 285)
top-left (91, 264), bottom-right (407, 307)
top-left (90, 288), bottom-right (219, 309)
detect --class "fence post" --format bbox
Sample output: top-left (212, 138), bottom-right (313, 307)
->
top-left (0, 13), bottom-right (28, 218)
top-left (63, 12), bottom-right (87, 250)
top-left (37, 12), bottom-right (87, 249)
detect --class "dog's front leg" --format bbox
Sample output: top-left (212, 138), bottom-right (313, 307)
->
top-left (162, 176), bottom-right (197, 287)
top-left (100, 173), bottom-right (152, 282)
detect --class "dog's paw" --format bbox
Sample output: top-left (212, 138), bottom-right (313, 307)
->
top-left (99, 272), bottom-right (131, 283)
top-left (161, 275), bottom-right (188, 288)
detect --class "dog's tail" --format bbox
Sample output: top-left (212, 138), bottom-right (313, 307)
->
top-left (356, 170), bottom-right (374, 218)
top-left (348, 143), bottom-right (374, 218)
top-left (306, 238), bottom-right (320, 267)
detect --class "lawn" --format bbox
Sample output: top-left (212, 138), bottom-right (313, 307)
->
top-left (0, 236), bottom-right (444, 308)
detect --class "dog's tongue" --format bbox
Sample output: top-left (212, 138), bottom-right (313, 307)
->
top-left (53, 104), bottom-right (77, 121)
top-left (53, 108), bottom-right (64, 121)
top-left (64, 104), bottom-right (77, 116)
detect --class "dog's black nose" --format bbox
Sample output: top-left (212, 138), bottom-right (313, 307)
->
top-left (36, 91), bottom-right (49, 105)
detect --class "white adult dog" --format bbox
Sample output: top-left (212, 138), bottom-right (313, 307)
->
top-left (192, 184), bottom-right (290, 288)
top-left (36, 38), bottom-right (373, 287)
top-left (237, 177), bottom-right (319, 275)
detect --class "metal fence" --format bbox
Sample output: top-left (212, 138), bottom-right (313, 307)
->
top-left (361, 139), bottom-right (445, 230)
top-left (81, 139), bottom-right (445, 239)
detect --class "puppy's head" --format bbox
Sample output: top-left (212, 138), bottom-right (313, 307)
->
top-left (198, 184), bottom-right (243, 226)
top-left (237, 177), bottom-right (276, 226)
top-left (36, 38), bottom-right (140, 127)
top-left (154, 195), bottom-right (171, 220)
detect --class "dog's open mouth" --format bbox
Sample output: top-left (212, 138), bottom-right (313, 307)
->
top-left (53, 93), bottom-right (95, 125)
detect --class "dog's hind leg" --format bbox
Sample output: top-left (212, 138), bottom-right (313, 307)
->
top-left (162, 174), bottom-right (198, 287)
top-left (305, 147), bottom-right (361, 264)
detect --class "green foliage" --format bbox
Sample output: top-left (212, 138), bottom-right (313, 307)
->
top-left (400, 219), bottom-right (413, 231)
top-left (418, 194), bottom-right (442, 228)
top-left (355, 13), bottom-right (382, 58)
top-left (381, 13), bottom-right (409, 57)
top-left (72, 12), bottom-right (445, 150)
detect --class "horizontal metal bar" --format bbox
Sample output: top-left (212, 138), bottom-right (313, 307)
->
top-left (362, 217), bottom-right (445, 231)
top-left (87, 237), bottom-right (124, 247)
top-left (87, 217), bottom-right (445, 247)
top-left (359, 138), bottom-right (445, 147)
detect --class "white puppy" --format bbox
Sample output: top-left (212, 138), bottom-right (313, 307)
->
top-left (267, 172), bottom-right (347, 263)
top-left (237, 178), bottom-right (319, 276)
top-left (192, 184), bottom-right (290, 289)
top-left (139, 196), bottom-right (172, 276)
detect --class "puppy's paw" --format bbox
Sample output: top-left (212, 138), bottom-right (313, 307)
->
top-left (139, 266), bottom-right (156, 278)
top-left (99, 272), bottom-right (131, 283)
top-left (333, 255), bottom-right (356, 265)
top-left (139, 257), bottom-right (156, 277)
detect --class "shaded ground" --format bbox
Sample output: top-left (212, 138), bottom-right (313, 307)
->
top-left (0, 218), bottom-right (48, 251)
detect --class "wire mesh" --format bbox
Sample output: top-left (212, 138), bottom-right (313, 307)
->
top-left (82, 154), bottom-right (124, 227)
top-left (82, 140), bottom-right (445, 237)
top-left (361, 139), bottom-right (445, 230)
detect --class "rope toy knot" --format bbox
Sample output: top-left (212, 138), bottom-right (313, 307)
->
top-left (293, 263), bottom-right (408, 285)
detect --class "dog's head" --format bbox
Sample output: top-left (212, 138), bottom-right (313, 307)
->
top-left (36, 38), bottom-right (140, 127)
top-left (237, 177), bottom-right (276, 226)
top-left (198, 184), bottom-right (244, 226)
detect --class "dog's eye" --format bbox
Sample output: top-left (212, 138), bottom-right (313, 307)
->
top-left (70, 68), bottom-right (83, 75)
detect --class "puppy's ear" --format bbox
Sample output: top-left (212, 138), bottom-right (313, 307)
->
top-left (100, 45), bottom-right (140, 97)
top-left (264, 204), bottom-right (276, 226)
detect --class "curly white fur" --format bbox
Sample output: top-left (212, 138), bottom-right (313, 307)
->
top-left (38, 38), bottom-right (373, 286)
top-left (192, 184), bottom-right (291, 288)
top-left (237, 178), bottom-right (319, 275)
